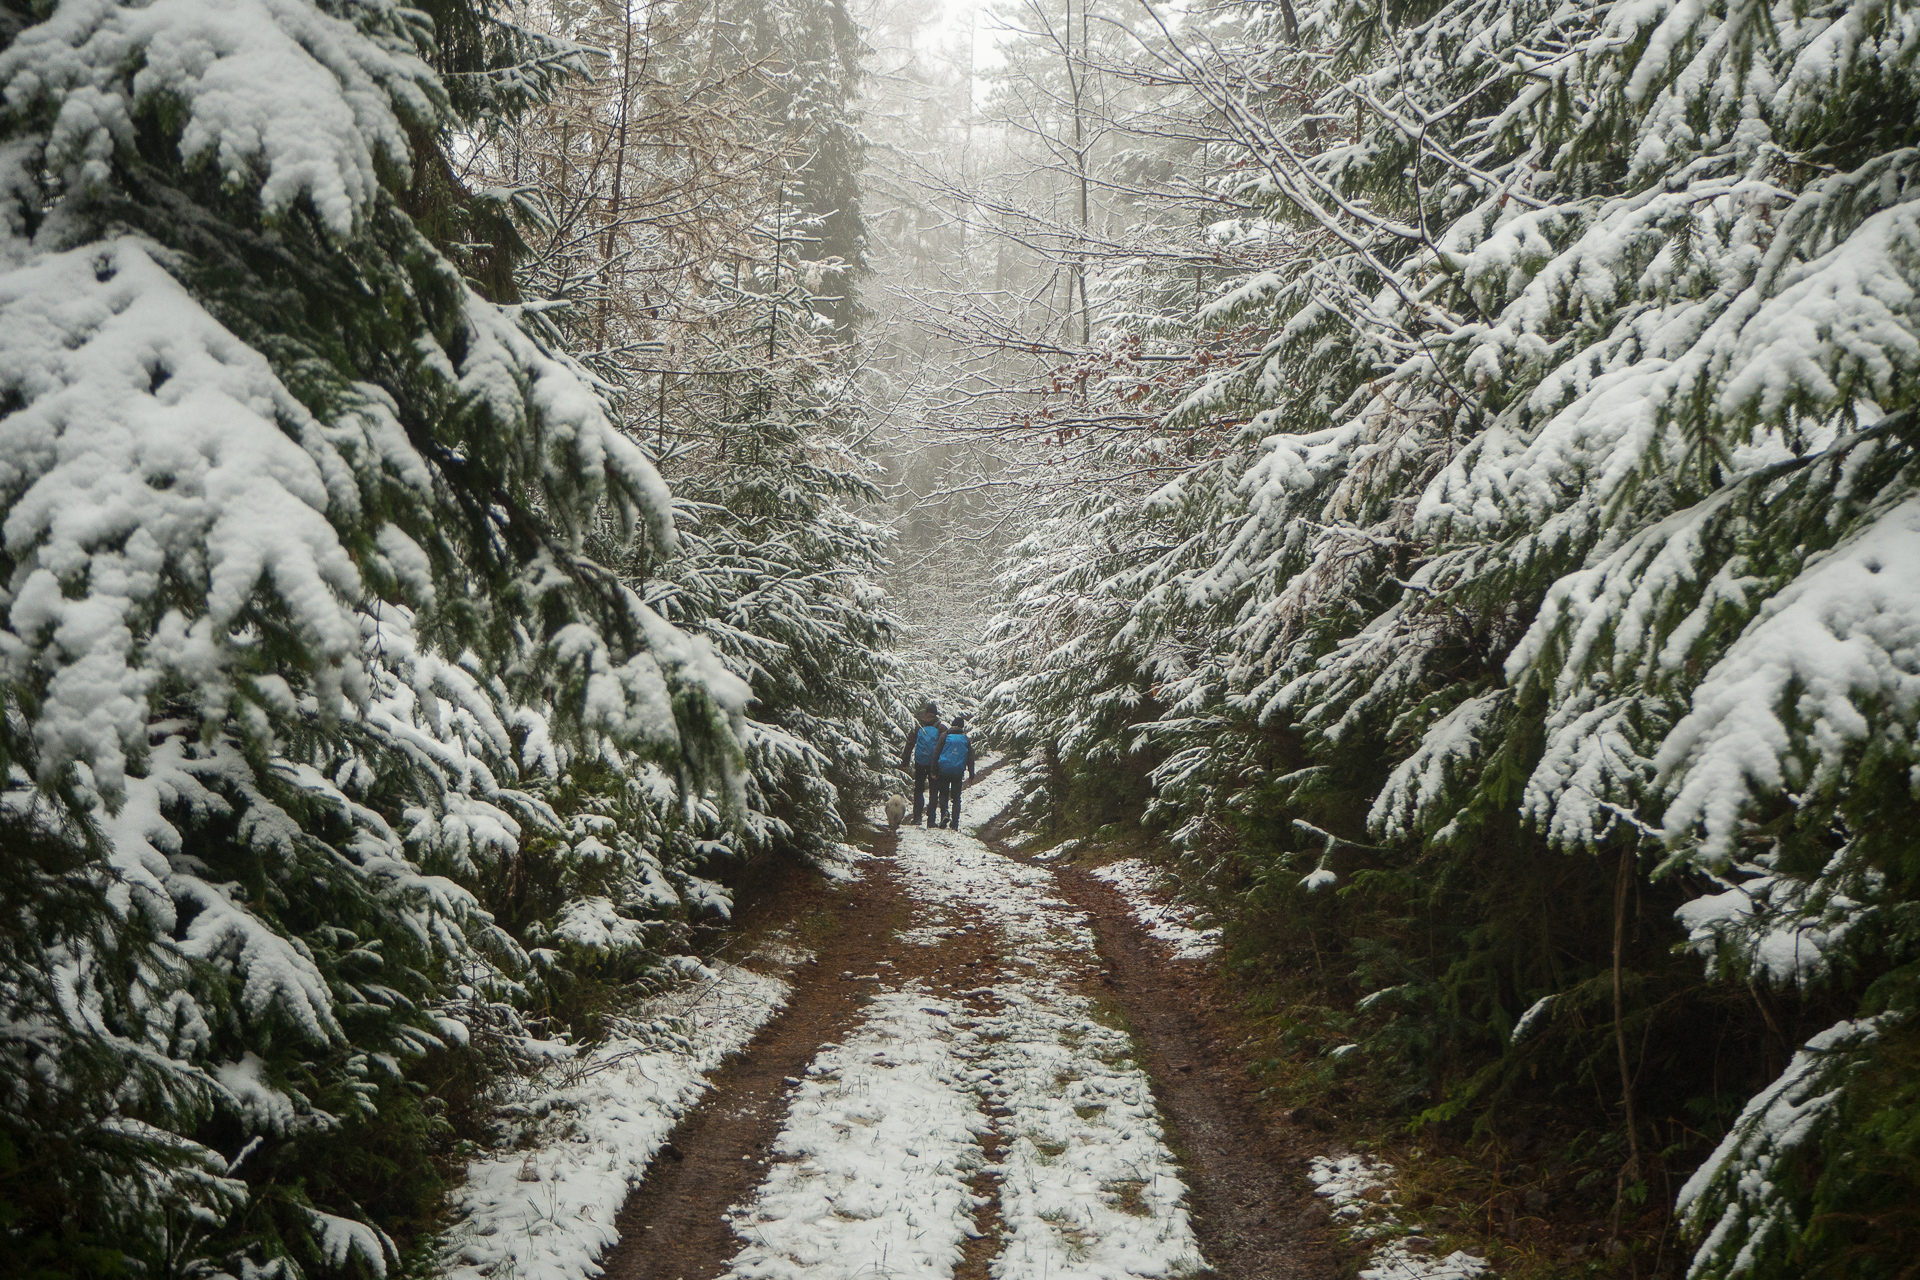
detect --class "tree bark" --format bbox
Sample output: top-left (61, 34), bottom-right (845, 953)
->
top-left (598, 3), bottom-right (638, 348)
top-left (1274, 0), bottom-right (1320, 145)
top-left (1065, 0), bottom-right (1090, 348)
top-left (1611, 844), bottom-right (1643, 1238)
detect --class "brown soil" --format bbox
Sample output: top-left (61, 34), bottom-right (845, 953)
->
top-left (599, 796), bottom-right (1341, 1280)
top-left (598, 833), bottom-right (1008, 1280)
top-left (1046, 856), bottom-right (1349, 1280)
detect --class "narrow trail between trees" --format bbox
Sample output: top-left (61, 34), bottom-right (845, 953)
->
top-left (599, 768), bottom-right (1340, 1280)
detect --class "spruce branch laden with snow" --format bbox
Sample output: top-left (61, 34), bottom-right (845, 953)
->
top-left (0, 0), bottom-right (751, 1272)
top-left (982, 0), bottom-right (1920, 1271)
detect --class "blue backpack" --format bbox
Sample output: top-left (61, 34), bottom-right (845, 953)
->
top-left (913, 724), bottom-right (941, 766)
top-left (937, 730), bottom-right (969, 779)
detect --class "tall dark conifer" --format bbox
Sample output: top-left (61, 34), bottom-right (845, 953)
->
top-left (704, 0), bottom-right (869, 332)
top-left (0, 0), bottom-right (745, 1272)
top-left (983, 0), bottom-right (1920, 1271)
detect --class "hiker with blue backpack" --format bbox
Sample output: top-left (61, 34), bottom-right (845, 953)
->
top-left (899, 701), bottom-right (945, 826)
top-left (932, 714), bottom-right (977, 830)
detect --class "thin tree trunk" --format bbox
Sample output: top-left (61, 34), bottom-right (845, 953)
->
top-left (1274, 0), bottom-right (1320, 145)
top-left (598, 3), bottom-right (637, 348)
top-left (1611, 844), bottom-right (1643, 1239)
top-left (1070, 0), bottom-right (1090, 347)
top-left (959, 9), bottom-right (975, 269)
top-left (769, 181), bottom-right (782, 360)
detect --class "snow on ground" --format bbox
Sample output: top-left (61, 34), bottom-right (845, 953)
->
top-left (1033, 837), bottom-right (1084, 863)
top-left (1088, 859), bottom-right (1223, 960)
top-left (1309, 1154), bottom-right (1397, 1234)
top-left (1357, 1241), bottom-right (1493, 1280)
top-left (440, 955), bottom-right (795, 1280)
top-left (954, 761), bottom-right (1024, 833)
top-left (721, 988), bottom-right (988, 1279)
top-left (726, 762), bottom-right (1207, 1278)
top-left (898, 821), bottom-right (1207, 1275)
top-left (812, 840), bottom-right (873, 883)
top-left (974, 970), bottom-right (1204, 1278)
top-left (1308, 1155), bottom-right (1492, 1280)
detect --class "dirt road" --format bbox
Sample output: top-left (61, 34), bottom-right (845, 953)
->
top-left (599, 768), bottom-right (1339, 1280)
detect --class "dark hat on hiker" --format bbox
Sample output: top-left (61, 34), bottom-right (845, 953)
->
top-left (950, 714), bottom-right (968, 730)
top-left (918, 700), bottom-right (939, 721)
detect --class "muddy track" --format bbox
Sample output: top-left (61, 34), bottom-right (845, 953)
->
top-left (1046, 858), bottom-right (1346, 1280)
top-left (600, 835), bottom-right (1007, 1280)
top-left (600, 787), bottom-right (1340, 1280)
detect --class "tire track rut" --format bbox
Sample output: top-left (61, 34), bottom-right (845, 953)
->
top-left (600, 839), bottom-right (1006, 1280)
top-left (602, 784), bottom-right (1339, 1280)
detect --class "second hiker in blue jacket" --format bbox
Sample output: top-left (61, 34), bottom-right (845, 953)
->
top-left (932, 714), bottom-right (977, 830)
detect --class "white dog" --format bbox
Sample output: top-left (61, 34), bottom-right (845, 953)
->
top-left (883, 794), bottom-right (908, 831)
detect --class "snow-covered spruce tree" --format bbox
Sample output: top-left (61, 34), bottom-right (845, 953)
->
top-left (985, 0), bottom-right (1920, 1267)
top-left (972, 16), bottom-right (1315, 836)
top-left (650, 363), bottom-right (906, 859)
top-left (446, 0), bottom-right (803, 968)
top-left (1449, 0), bottom-right (1920, 1267)
top-left (636, 160), bottom-right (903, 850)
top-left (651, 0), bottom-right (906, 841)
top-left (1275, 0), bottom-right (1920, 1269)
top-left (744, 0), bottom-right (870, 334)
top-left (978, 493), bottom-right (1189, 826)
top-left (473, 0), bottom-right (903, 873)
top-left (0, 0), bottom-right (747, 1273)
top-left (976, 361), bottom-right (1255, 828)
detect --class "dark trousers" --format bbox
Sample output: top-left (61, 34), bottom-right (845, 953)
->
top-left (912, 765), bottom-right (936, 821)
top-left (935, 775), bottom-right (963, 828)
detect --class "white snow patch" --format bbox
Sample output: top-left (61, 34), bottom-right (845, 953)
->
top-left (974, 985), bottom-right (1202, 1278)
top-left (1309, 1154), bottom-right (1492, 1279)
top-left (720, 988), bottom-right (986, 1279)
top-left (1033, 837), bottom-right (1085, 863)
top-left (895, 826), bottom-right (1064, 943)
top-left (1360, 1243), bottom-right (1494, 1280)
top-left (894, 825), bottom-right (1208, 1278)
top-left (440, 959), bottom-right (792, 1280)
top-left (716, 819), bottom-right (1207, 1278)
top-left (1512, 995), bottom-right (1556, 1043)
top-left (956, 765), bottom-right (1026, 833)
top-left (1309, 1153), bottom-right (1395, 1224)
top-left (812, 840), bottom-right (872, 884)
top-left (1657, 493), bottom-right (1920, 861)
top-left (1, 0), bottom-right (435, 236)
top-left (1089, 858), bottom-right (1223, 960)
top-left (896, 918), bottom-right (962, 947)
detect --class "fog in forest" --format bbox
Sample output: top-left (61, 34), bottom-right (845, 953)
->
top-left (5, 1), bottom-right (1918, 1277)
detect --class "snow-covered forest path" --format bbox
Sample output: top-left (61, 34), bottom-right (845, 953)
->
top-left (597, 768), bottom-right (1337, 1280)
